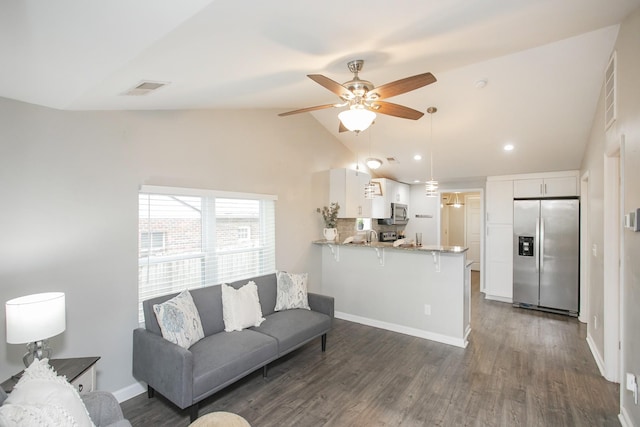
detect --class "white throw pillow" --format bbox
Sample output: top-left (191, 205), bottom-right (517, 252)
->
top-left (274, 271), bottom-right (311, 311)
top-left (0, 358), bottom-right (95, 427)
top-left (153, 290), bottom-right (205, 349)
top-left (221, 281), bottom-right (265, 332)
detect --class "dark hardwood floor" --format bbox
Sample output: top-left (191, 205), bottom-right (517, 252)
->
top-left (121, 272), bottom-right (620, 426)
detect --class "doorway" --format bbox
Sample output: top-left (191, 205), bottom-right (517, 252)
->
top-left (441, 192), bottom-right (481, 271)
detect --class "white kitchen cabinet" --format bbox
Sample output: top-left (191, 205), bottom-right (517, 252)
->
top-left (371, 178), bottom-right (410, 218)
top-left (329, 168), bottom-right (372, 218)
top-left (513, 176), bottom-right (577, 198)
top-left (484, 178), bottom-right (514, 302)
top-left (485, 223), bottom-right (513, 301)
top-left (486, 180), bottom-right (513, 224)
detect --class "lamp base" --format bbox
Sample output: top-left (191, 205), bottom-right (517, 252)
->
top-left (23, 340), bottom-right (52, 367)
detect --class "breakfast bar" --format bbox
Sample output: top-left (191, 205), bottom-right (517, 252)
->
top-left (314, 240), bottom-right (471, 347)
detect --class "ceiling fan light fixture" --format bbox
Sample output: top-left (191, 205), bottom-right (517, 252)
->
top-left (338, 107), bottom-right (376, 133)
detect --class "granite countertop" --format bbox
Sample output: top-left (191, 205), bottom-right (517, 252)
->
top-left (313, 240), bottom-right (468, 253)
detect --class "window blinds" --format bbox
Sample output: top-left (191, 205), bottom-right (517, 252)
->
top-left (138, 186), bottom-right (276, 323)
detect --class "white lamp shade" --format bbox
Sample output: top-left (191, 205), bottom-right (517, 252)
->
top-left (6, 292), bottom-right (66, 344)
top-left (338, 108), bottom-right (376, 132)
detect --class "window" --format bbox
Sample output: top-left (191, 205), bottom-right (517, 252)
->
top-left (138, 186), bottom-right (277, 323)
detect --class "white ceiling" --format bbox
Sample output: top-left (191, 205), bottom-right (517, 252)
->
top-left (2, 0), bottom-right (638, 183)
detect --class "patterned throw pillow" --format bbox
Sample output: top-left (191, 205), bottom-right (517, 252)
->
top-left (153, 290), bottom-right (204, 349)
top-left (274, 271), bottom-right (311, 311)
top-left (0, 358), bottom-right (95, 427)
top-left (221, 281), bottom-right (265, 332)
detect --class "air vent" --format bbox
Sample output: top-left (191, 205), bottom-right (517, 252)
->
top-left (604, 52), bottom-right (616, 129)
top-left (386, 157), bottom-right (399, 164)
top-left (122, 80), bottom-right (169, 96)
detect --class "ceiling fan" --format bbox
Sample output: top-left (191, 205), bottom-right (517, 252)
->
top-left (279, 59), bottom-right (436, 133)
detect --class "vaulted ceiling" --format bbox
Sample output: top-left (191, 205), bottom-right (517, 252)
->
top-left (2, 0), bottom-right (638, 183)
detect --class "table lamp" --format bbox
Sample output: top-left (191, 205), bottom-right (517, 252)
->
top-left (5, 292), bottom-right (66, 367)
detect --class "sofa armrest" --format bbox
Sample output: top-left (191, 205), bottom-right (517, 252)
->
top-left (132, 328), bottom-right (194, 409)
top-left (81, 391), bottom-right (131, 427)
top-left (308, 293), bottom-right (334, 319)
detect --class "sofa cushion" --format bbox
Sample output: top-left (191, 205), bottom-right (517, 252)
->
top-left (153, 290), bottom-right (204, 349)
top-left (274, 271), bottom-right (311, 311)
top-left (221, 282), bottom-right (265, 332)
top-left (0, 358), bottom-right (94, 427)
top-left (252, 309), bottom-right (331, 355)
top-left (228, 274), bottom-right (278, 317)
top-left (189, 329), bottom-right (278, 400)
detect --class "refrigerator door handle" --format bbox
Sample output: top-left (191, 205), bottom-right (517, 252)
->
top-left (540, 218), bottom-right (545, 271)
top-left (535, 217), bottom-right (540, 272)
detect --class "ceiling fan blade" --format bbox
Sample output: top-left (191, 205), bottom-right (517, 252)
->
top-left (308, 74), bottom-right (354, 99)
top-left (278, 104), bottom-right (337, 117)
top-left (369, 101), bottom-right (424, 120)
top-left (368, 72), bottom-right (436, 100)
top-left (338, 121), bottom-right (348, 133)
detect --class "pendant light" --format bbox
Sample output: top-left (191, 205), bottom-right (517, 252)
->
top-left (425, 107), bottom-right (439, 197)
top-left (446, 192), bottom-right (464, 208)
top-left (364, 126), bottom-right (380, 199)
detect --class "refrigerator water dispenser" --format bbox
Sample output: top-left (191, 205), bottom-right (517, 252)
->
top-left (518, 236), bottom-right (534, 256)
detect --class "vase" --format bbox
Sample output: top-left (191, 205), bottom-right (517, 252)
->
top-left (323, 227), bottom-right (338, 241)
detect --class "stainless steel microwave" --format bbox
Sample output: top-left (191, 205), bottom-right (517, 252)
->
top-left (378, 203), bottom-right (409, 225)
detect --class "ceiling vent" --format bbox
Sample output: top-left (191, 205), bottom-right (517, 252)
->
top-left (386, 157), bottom-right (399, 164)
top-left (122, 80), bottom-right (169, 96)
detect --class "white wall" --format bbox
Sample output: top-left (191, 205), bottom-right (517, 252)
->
top-left (581, 7), bottom-right (640, 424)
top-left (0, 97), bottom-right (356, 393)
top-left (405, 185), bottom-right (439, 245)
top-left (612, 8), bottom-right (640, 424)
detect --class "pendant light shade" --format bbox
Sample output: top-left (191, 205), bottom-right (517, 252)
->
top-left (339, 107), bottom-right (376, 133)
top-left (425, 107), bottom-right (439, 197)
top-left (446, 192), bottom-right (464, 208)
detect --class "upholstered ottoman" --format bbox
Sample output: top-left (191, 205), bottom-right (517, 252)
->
top-left (189, 411), bottom-right (251, 427)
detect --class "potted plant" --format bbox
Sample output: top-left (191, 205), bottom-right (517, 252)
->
top-left (318, 202), bottom-right (340, 241)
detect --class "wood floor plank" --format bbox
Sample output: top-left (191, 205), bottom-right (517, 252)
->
top-left (121, 272), bottom-right (620, 426)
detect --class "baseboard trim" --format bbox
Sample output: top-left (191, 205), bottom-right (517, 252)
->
top-left (335, 311), bottom-right (468, 348)
top-left (586, 333), bottom-right (606, 378)
top-left (618, 405), bottom-right (632, 427)
top-left (484, 294), bottom-right (513, 303)
top-left (113, 381), bottom-right (146, 403)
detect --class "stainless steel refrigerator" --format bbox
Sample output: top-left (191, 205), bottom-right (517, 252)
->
top-left (513, 198), bottom-right (579, 315)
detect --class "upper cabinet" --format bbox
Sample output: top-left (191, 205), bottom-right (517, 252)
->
top-left (513, 175), bottom-right (578, 198)
top-left (329, 168), bottom-right (372, 218)
top-left (371, 178), bottom-right (410, 218)
top-left (486, 179), bottom-right (514, 224)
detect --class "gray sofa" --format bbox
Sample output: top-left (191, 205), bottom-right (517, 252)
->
top-left (0, 387), bottom-right (131, 427)
top-left (132, 273), bottom-right (334, 421)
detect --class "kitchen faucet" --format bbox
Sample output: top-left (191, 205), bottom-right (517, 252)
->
top-left (366, 229), bottom-right (378, 244)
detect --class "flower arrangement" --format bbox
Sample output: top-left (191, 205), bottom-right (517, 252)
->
top-left (318, 202), bottom-right (340, 228)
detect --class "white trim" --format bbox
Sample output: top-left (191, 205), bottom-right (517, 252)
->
top-left (619, 406), bottom-right (632, 427)
top-left (587, 333), bottom-right (606, 378)
top-left (140, 184), bottom-right (278, 201)
top-left (603, 152), bottom-right (620, 383)
top-left (579, 172), bottom-right (590, 324)
top-left (484, 295), bottom-right (513, 304)
top-left (335, 311), bottom-right (468, 348)
top-left (487, 170), bottom-right (579, 182)
top-left (112, 381), bottom-right (146, 403)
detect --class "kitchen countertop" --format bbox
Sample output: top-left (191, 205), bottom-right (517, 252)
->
top-left (313, 240), bottom-right (468, 253)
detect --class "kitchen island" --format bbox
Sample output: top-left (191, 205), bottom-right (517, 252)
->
top-left (314, 240), bottom-right (471, 348)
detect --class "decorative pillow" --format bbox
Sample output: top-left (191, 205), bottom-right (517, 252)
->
top-left (274, 271), bottom-right (311, 311)
top-left (0, 358), bottom-right (95, 427)
top-left (221, 281), bottom-right (265, 332)
top-left (153, 290), bottom-right (204, 349)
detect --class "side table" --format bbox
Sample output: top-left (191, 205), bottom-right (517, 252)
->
top-left (1, 356), bottom-right (100, 394)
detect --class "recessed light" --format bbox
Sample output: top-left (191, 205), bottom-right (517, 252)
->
top-left (413, 180), bottom-right (421, 183)
top-left (413, 154), bottom-right (422, 161)
top-left (504, 144), bottom-right (514, 151)
top-left (475, 79), bottom-right (488, 89)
